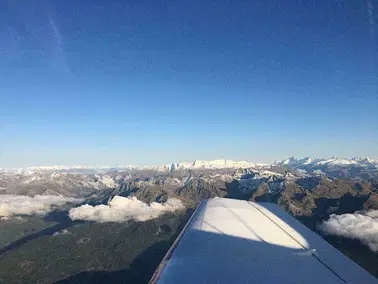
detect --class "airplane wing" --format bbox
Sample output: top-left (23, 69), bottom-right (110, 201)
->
top-left (150, 198), bottom-right (378, 284)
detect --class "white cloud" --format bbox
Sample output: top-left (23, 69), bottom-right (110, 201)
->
top-left (99, 176), bottom-right (116, 188)
top-left (53, 229), bottom-right (71, 236)
top-left (0, 195), bottom-right (83, 217)
top-left (69, 196), bottom-right (184, 223)
top-left (319, 210), bottom-right (378, 252)
top-left (48, 14), bottom-right (69, 72)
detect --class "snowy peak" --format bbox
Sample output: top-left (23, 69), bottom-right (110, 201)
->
top-left (274, 156), bottom-right (378, 168)
top-left (316, 158), bottom-right (358, 166)
top-left (352, 157), bottom-right (377, 164)
top-left (279, 157), bottom-right (297, 166)
top-left (27, 165), bottom-right (89, 171)
top-left (298, 157), bottom-right (316, 165)
top-left (274, 157), bottom-right (318, 167)
top-left (176, 159), bottom-right (265, 170)
top-left (154, 159), bottom-right (266, 172)
top-left (3, 159), bottom-right (265, 175)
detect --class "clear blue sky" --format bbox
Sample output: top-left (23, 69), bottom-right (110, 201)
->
top-left (0, 0), bottom-right (377, 167)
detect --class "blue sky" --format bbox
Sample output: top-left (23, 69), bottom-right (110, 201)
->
top-left (0, 0), bottom-right (377, 167)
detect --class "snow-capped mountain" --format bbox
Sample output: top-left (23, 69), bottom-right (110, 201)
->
top-left (274, 156), bottom-right (378, 168)
top-left (316, 157), bottom-right (359, 166)
top-left (7, 159), bottom-right (266, 174)
top-left (273, 157), bottom-right (378, 179)
top-left (10, 157), bottom-right (378, 176)
top-left (2, 156), bottom-right (378, 224)
top-left (351, 157), bottom-right (378, 165)
top-left (0, 171), bottom-right (120, 197)
top-left (166, 159), bottom-right (266, 171)
top-left (1, 157), bottom-right (378, 198)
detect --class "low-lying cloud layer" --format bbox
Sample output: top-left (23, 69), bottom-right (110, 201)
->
top-left (0, 195), bottom-right (83, 217)
top-left (319, 210), bottom-right (378, 252)
top-left (69, 196), bottom-right (184, 223)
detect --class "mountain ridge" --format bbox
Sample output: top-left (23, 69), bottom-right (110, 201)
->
top-left (2, 157), bottom-right (378, 174)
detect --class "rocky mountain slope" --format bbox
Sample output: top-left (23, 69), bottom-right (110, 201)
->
top-left (2, 158), bottom-right (378, 222)
top-left (0, 172), bottom-right (120, 198)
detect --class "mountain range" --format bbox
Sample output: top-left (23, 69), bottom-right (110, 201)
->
top-left (1, 157), bottom-right (378, 283)
top-left (3, 156), bottom-right (377, 174)
top-left (1, 157), bottom-right (378, 215)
